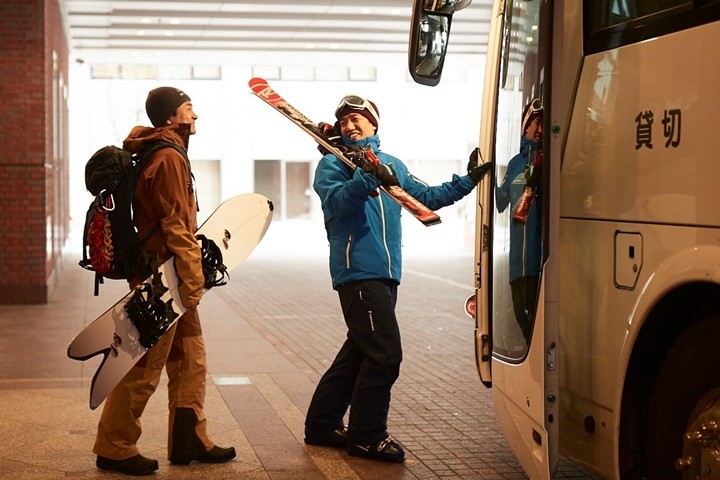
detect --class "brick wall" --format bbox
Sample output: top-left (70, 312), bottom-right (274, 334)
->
top-left (0, 0), bottom-right (69, 304)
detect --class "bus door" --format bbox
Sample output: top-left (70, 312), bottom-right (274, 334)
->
top-left (488, 1), bottom-right (558, 477)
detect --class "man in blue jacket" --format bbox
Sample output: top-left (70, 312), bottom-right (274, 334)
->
top-left (304, 94), bottom-right (491, 462)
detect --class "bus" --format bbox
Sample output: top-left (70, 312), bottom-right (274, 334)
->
top-left (408, 1), bottom-right (720, 479)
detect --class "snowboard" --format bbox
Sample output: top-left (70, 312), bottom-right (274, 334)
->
top-left (248, 77), bottom-right (442, 227)
top-left (68, 193), bottom-right (274, 409)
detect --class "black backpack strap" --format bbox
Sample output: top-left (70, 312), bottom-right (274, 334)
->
top-left (139, 141), bottom-right (189, 171)
top-left (139, 141), bottom-right (198, 211)
top-left (94, 273), bottom-right (103, 296)
top-left (138, 223), bottom-right (160, 247)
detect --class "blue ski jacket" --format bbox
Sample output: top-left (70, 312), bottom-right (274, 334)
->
top-left (495, 135), bottom-right (542, 283)
top-left (313, 134), bottom-right (476, 289)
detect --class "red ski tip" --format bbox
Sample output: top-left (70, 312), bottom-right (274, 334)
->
top-left (248, 77), bottom-right (282, 104)
top-left (248, 77), bottom-right (268, 90)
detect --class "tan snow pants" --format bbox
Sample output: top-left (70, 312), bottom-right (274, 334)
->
top-left (92, 307), bottom-right (213, 460)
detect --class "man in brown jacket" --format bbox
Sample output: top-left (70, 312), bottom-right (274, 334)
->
top-left (93, 87), bottom-right (235, 476)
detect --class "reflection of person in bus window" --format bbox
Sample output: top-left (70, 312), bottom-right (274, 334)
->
top-left (495, 99), bottom-right (543, 341)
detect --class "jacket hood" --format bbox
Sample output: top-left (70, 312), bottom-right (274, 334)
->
top-left (123, 123), bottom-right (191, 154)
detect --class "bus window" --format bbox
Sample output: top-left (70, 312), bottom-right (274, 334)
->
top-left (586, 0), bottom-right (692, 31)
top-left (492, 0), bottom-right (545, 360)
top-left (585, 0), bottom-right (693, 32)
top-left (583, 0), bottom-right (720, 53)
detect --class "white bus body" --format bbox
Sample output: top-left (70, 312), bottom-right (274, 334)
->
top-left (409, 1), bottom-right (720, 479)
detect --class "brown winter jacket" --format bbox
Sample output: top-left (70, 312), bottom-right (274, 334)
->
top-left (123, 123), bottom-right (203, 309)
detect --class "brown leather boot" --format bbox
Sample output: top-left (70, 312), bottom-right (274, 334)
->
top-left (96, 454), bottom-right (159, 475)
top-left (169, 407), bottom-right (236, 465)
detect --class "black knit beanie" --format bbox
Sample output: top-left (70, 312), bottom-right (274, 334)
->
top-left (145, 87), bottom-right (191, 127)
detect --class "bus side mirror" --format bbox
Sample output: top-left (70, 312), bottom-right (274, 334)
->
top-left (408, 0), bottom-right (471, 86)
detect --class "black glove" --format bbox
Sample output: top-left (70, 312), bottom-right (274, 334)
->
top-left (316, 122), bottom-right (369, 167)
top-left (318, 122), bottom-right (340, 141)
top-left (467, 147), bottom-right (493, 183)
top-left (317, 122), bottom-right (343, 156)
top-left (342, 144), bottom-right (367, 165)
top-left (361, 161), bottom-right (399, 186)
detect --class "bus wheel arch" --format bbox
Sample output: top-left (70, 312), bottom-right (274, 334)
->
top-left (619, 283), bottom-right (720, 479)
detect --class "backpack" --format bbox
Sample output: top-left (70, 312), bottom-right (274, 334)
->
top-left (79, 141), bottom-right (187, 295)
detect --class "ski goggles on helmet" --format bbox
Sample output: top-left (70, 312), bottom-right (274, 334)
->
top-left (522, 98), bottom-right (543, 131)
top-left (335, 95), bottom-right (380, 125)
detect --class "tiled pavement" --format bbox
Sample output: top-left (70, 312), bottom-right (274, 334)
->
top-left (0, 219), bottom-right (600, 479)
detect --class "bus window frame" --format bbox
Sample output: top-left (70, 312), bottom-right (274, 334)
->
top-left (584, 1), bottom-right (720, 54)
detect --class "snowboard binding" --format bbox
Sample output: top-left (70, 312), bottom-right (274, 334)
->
top-left (197, 234), bottom-right (228, 289)
top-left (124, 282), bottom-right (177, 348)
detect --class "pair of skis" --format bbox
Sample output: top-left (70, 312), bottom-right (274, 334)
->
top-left (248, 77), bottom-right (441, 227)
